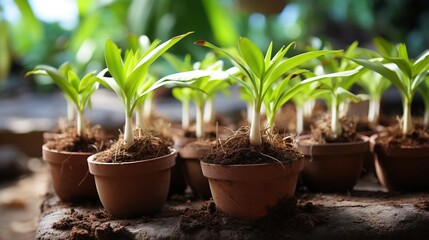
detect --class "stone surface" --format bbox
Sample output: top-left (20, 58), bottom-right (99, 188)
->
top-left (36, 176), bottom-right (429, 240)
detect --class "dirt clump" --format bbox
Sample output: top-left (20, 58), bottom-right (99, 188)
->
top-left (93, 129), bottom-right (172, 163)
top-left (52, 208), bottom-right (133, 240)
top-left (202, 126), bottom-right (303, 165)
top-left (179, 198), bottom-right (324, 239)
top-left (45, 125), bottom-right (110, 153)
top-left (307, 115), bottom-right (359, 143)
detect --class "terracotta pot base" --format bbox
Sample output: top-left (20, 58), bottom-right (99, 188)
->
top-left (201, 159), bottom-right (303, 220)
top-left (180, 144), bottom-right (212, 199)
top-left (88, 149), bottom-right (176, 218)
top-left (372, 134), bottom-right (429, 192)
top-left (42, 144), bottom-right (98, 202)
top-left (298, 136), bottom-right (369, 192)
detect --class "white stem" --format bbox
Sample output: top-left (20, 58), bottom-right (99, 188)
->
top-left (247, 102), bottom-right (253, 123)
top-left (196, 104), bottom-right (204, 139)
top-left (124, 114), bottom-right (134, 148)
top-left (136, 104), bottom-right (144, 128)
top-left (402, 99), bottom-right (412, 134)
top-left (368, 98), bottom-right (380, 125)
top-left (296, 105), bottom-right (304, 135)
top-left (143, 94), bottom-right (153, 120)
top-left (331, 99), bottom-right (342, 138)
top-left (339, 101), bottom-right (349, 118)
top-left (250, 106), bottom-right (262, 146)
top-left (182, 100), bottom-right (190, 129)
top-left (203, 99), bottom-right (215, 124)
top-left (76, 110), bottom-right (84, 137)
top-left (67, 101), bottom-right (75, 122)
top-left (424, 107), bottom-right (429, 128)
top-left (303, 100), bottom-right (315, 118)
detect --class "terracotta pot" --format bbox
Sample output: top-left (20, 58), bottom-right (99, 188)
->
top-left (201, 159), bottom-right (303, 220)
top-left (167, 135), bottom-right (192, 196)
top-left (297, 136), bottom-right (369, 192)
top-left (372, 134), bottom-right (429, 192)
top-left (42, 144), bottom-right (98, 202)
top-left (87, 149), bottom-right (176, 218)
top-left (180, 144), bottom-right (212, 199)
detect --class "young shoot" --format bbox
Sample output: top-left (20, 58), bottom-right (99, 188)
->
top-left (418, 76), bottom-right (429, 128)
top-left (97, 32), bottom-right (193, 148)
top-left (171, 55), bottom-right (231, 139)
top-left (356, 70), bottom-right (391, 125)
top-left (263, 68), bottom-right (360, 135)
top-left (351, 38), bottom-right (429, 134)
top-left (308, 41), bottom-right (366, 138)
top-left (26, 62), bottom-right (99, 137)
top-left (196, 37), bottom-right (338, 145)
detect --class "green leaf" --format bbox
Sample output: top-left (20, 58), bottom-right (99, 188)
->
top-left (264, 42), bottom-right (273, 67)
top-left (105, 39), bottom-right (125, 88)
top-left (411, 70), bottom-right (429, 93)
top-left (351, 58), bottom-right (406, 94)
top-left (373, 38), bottom-right (394, 56)
top-left (335, 87), bottom-right (362, 103)
top-left (384, 56), bottom-right (412, 78)
top-left (96, 68), bottom-right (126, 104)
top-left (270, 50), bottom-right (340, 82)
top-left (397, 43), bottom-right (409, 62)
top-left (412, 50), bottom-right (429, 77)
top-left (238, 37), bottom-right (265, 78)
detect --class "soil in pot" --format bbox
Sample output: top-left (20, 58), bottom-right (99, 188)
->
top-left (43, 125), bottom-right (110, 202)
top-left (372, 125), bottom-right (429, 192)
top-left (298, 116), bottom-right (369, 192)
top-left (88, 129), bottom-right (176, 218)
top-left (201, 127), bottom-right (303, 220)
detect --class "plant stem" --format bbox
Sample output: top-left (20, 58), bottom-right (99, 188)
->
top-left (124, 113), bottom-right (134, 148)
top-left (331, 97), bottom-right (342, 138)
top-left (424, 106), bottom-right (429, 128)
top-left (143, 93), bottom-right (153, 120)
top-left (196, 103), bottom-right (204, 139)
top-left (250, 104), bottom-right (262, 145)
top-left (76, 110), bottom-right (84, 137)
top-left (247, 102), bottom-right (253, 123)
top-left (368, 97), bottom-right (380, 125)
top-left (402, 98), bottom-right (412, 134)
top-left (182, 100), bottom-right (190, 129)
top-left (296, 104), bottom-right (304, 135)
top-left (136, 104), bottom-right (144, 128)
top-left (303, 100), bottom-right (315, 118)
top-left (203, 98), bottom-right (215, 124)
top-left (67, 100), bottom-right (75, 122)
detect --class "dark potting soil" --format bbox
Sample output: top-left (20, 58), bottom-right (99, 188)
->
top-left (45, 125), bottom-right (110, 153)
top-left (179, 198), bottom-right (324, 239)
top-left (307, 115), bottom-right (358, 143)
top-left (93, 129), bottom-right (171, 163)
top-left (202, 127), bottom-right (303, 165)
top-left (52, 208), bottom-right (134, 240)
top-left (377, 124), bottom-right (429, 147)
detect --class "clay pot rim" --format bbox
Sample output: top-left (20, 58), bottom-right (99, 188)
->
top-left (297, 134), bottom-right (369, 147)
top-left (201, 158), bottom-right (302, 168)
top-left (370, 133), bottom-right (429, 157)
top-left (42, 143), bottom-right (94, 156)
top-left (201, 158), bottom-right (303, 183)
top-left (87, 148), bottom-right (177, 166)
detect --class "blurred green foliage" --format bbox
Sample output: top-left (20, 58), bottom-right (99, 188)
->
top-left (0, 0), bottom-right (428, 90)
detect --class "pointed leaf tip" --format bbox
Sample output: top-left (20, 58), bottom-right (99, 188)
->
top-left (194, 40), bottom-right (207, 46)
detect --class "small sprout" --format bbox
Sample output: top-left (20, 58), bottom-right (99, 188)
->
top-left (26, 62), bottom-right (100, 137)
top-left (351, 38), bottom-right (429, 134)
top-left (196, 37), bottom-right (341, 145)
top-left (97, 32), bottom-right (193, 148)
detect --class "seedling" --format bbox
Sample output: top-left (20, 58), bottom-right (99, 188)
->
top-left (351, 38), bottom-right (429, 134)
top-left (26, 62), bottom-right (99, 137)
top-left (196, 37), bottom-right (341, 145)
top-left (97, 32), bottom-right (194, 148)
top-left (169, 53), bottom-right (231, 138)
top-left (356, 69), bottom-right (391, 125)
